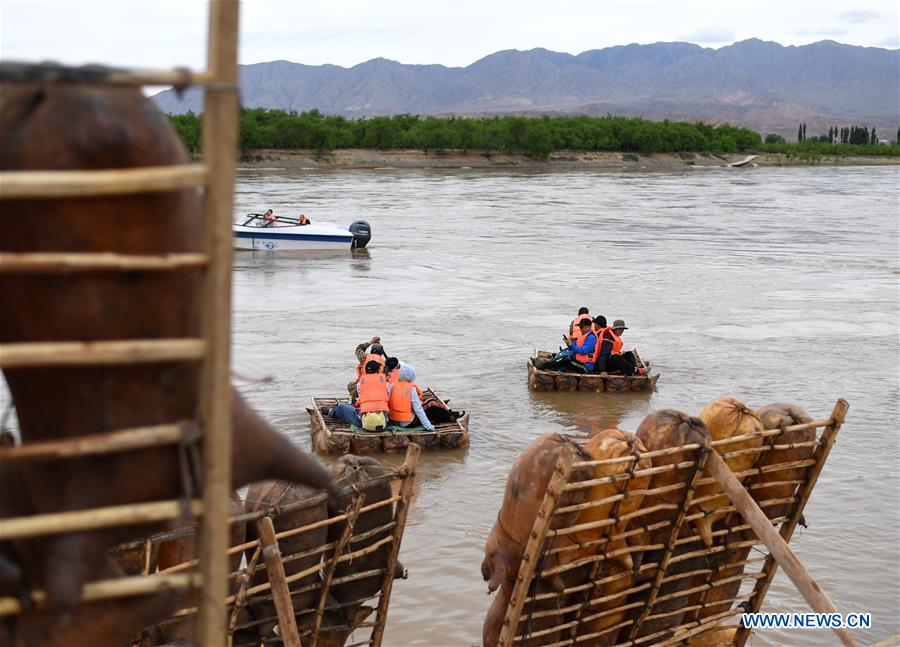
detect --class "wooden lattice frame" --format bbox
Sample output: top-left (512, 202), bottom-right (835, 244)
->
top-left (0, 3), bottom-right (240, 644)
top-left (494, 400), bottom-right (848, 647)
top-left (109, 444), bottom-right (420, 647)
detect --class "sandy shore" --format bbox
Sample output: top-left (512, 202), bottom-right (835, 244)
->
top-left (235, 149), bottom-right (900, 171)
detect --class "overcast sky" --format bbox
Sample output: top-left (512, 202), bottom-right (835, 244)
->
top-left (2, 0), bottom-right (898, 71)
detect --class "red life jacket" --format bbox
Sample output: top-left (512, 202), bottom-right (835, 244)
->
top-left (389, 382), bottom-right (417, 423)
top-left (356, 352), bottom-right (386, 378)
top-left (357, 374), bottom-right (389, 414)
top-left (573, 329), bottom-right (596, 364)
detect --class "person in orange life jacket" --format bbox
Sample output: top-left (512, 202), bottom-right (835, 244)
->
top-left (297, 214), bottom-right (310, 225)
top-left (386, 357), bottom-right (425, 399)
top-left (539, 318), bottom-right (597, 373)
top-left (355, 342), bottom-right (387, 379)
top-left (349, 340), bottom-right (387, 404)
top-left (594, 319), bottom-right (643, 376)
top-left (387, 364), bottom-right (434, 432)
top-left (592, 315), bottom-right (608, 336)
top-left (565, 306), bottom-right (592, 342)
top-left (263, 208), bottom-right (277, 227)
top-left (355, 336), bottom-right (382, 363)
top-left (326, 360), bottom-right (389, 431)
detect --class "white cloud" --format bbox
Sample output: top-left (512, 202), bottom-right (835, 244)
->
top-left (679, 27), bottom-right (736, 44)
top-left (837, 10), bottom-right (881, 23)
top-left (794, 27), bottom-right (849, 37)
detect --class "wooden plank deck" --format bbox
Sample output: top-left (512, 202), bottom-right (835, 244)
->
top-left (528, 350), bottom-right (660, 393)
top-left (307, 390), bottom-right (469, 455)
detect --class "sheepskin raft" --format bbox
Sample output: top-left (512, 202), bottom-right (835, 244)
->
top-left (527, 350), bottom-right (660, 393)
top-left (307, 389), bottom-right (469, 455)
top-left (484, 399), bottom-right (849, 647)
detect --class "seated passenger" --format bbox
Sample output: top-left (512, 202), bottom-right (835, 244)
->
top-left (355, 336), bottom-right (381, 362)
top-left (565, 306), bottom-right (592, 343)
top-left (595, 319), bottom-right (645, 376)
top-left (386, 357), bottom-right (423, 398)
top-left (536, 318), bottom-right (597, 373)
top-left (388, 364), bottom-right (434, 432)
top-left (355, 343), bottom-right (387, 379)
top-left (324, 360), bottom-right (389, 431)
top-left (592, 315), bottom-right (608, 336)
top-left (263, 208), bottom-right (277, 227)
top-left (298, 214), bottom-right (311, 225)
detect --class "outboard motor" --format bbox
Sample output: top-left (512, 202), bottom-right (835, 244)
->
top-left (349, 220), bottom-right (371, 249)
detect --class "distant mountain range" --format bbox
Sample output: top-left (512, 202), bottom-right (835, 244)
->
top-left (153, 39), bottom-right (900, 135)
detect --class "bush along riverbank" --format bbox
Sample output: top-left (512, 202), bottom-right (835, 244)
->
top-left (168, 109), bottom-right (900, 167)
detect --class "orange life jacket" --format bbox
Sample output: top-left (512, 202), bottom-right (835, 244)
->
top-left (591, 327), bottom-right (609, 364)
top-left (387, 368), bottom-right (423, 398)
top-left (356, 352), bottom-right (386, 378)
top-left (570, 314), bottom-right (591, 338)
top-left (598, 328), bottom-right (623, 356)
top-left (357, 374), bottom-right (389, 414)
top-left (573, 329), bottom-right (597, 364)
top-left (388, 381), bottom-right (418, 423)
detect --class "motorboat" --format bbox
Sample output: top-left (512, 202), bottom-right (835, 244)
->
top-left (233, 213), bottom-right (371, 251)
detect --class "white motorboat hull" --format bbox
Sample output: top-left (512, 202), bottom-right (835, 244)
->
top-left (233, 221), bottom-right (367, 251)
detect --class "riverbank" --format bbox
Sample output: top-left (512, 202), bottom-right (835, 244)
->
top-left (235, 149), bottom-right (900, 171)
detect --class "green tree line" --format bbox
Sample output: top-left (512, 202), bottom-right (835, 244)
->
top-left (168, 109), bottom-right (899, 158)
top-left (168, 109), bottom-right (763, 158)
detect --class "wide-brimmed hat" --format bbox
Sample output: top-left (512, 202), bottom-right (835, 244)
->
top-left (612, 319), bottom-right (628, 330)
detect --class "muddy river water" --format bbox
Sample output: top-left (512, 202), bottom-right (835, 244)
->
top-left (229, 165), bottom-right (900, 647)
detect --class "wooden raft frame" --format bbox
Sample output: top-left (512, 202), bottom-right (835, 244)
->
top-left (493, 399), bottom-right (849, 647)
top-left (0, 3), bottom-right (240, 644)
top-left (307, 390), bottom-right (470, 455)
top-left (102, 444), bottom-right (420, 647)
top-left (528, 351), bottom-right (659, 394)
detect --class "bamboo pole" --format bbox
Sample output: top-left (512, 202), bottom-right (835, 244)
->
top-left (116, 491), bottom-right (329, 551)
top-left (734, 400), bottom-right (847, 647)
top-left (0, 422), bottom-right (196, 462)
top-left (0, 165), bottom-right (207, 199)
top-left (0, 573), bottom-right (199, 616)
top-left (0, 61), bottom-right (214, 88)
top-left (369, 443), bottom-right (420, 647)
top-left (498, 445), bottom-right (576, 647)
top-left (228, 545), bottom-right (261, 634)
top-left (0, 252), bottom-right (207, 273)
top-left (156, 495), bottom-right (399, 575)
top-left (257, 516), bottom-right (302, 647)
top-left (311, 495), bottom-right (364, 646)
top-left (103, 68), bottom-right (214, 87)
top-left (195, 0), bottom-right (239, 644)
top-left (0, 499), bottom-right (201, 540)
top-left (0, 338), bottom-right (205, 368)
top-left (627, 445), bottom-right (710, 641)
top-left (710, 401), bottom-right (854, 647)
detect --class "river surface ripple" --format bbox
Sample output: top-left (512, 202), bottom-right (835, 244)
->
top-left (226, 166), bottom-right (900, 646)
